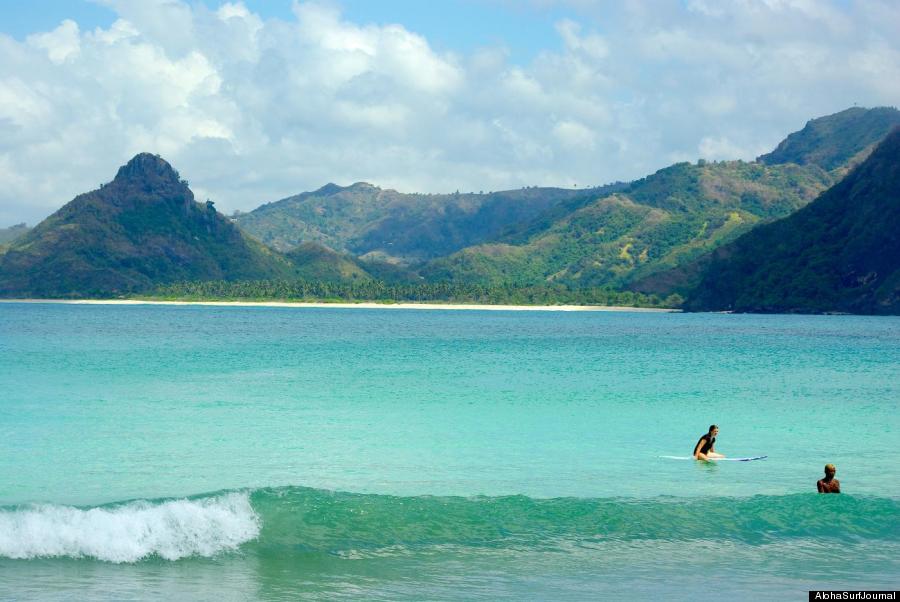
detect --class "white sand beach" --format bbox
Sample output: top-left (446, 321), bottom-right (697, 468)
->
top-left (2, 299), bottom-right (680, 312)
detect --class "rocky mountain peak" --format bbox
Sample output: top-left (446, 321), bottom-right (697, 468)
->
top-left (113, 153), bottom-right (182, 186)
top-left (314, 183), bottom-right (344, 195)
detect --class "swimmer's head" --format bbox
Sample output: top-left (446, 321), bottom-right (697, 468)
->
top-left (824, 464), bottom-right (836, 475)
top-left (709, 424), bottom-right (718, 435)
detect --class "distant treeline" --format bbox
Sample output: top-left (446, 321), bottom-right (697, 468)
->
top-left (150, 280), bottom-right (684, 308)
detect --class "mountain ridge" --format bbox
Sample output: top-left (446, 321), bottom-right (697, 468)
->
top-left (0, 154), bottom-right (296, 297)
top-left (234, 181), bottom-right (625, 263)
top-left (0, 223), bottom-right (30, 246)
top-left (419, 159), bottom-right (834, 288)
top-left (635, 127), bottom-right (900, 314)
top-left (757, 106), bottom-right (900, 170)
top-left (415, 107), bottom-right (900, 292)
top-left (2, 107), bottom-right (897, 312)
top-left (686, 127), bottom-right (900, 314)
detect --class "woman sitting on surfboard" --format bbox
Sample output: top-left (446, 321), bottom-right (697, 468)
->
top-left (693, 425), bottom-right (725, 460)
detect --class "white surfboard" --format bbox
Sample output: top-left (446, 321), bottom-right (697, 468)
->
top-left (659, 455), bottom-right (768, 462)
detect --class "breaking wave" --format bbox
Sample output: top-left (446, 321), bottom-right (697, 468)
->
top-left (2, 486), bottom-right (897, 563)
top-left (0, 492), bottom-right (259, 563)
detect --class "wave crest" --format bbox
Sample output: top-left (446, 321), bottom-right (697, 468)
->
top-left (0, 492), bottom-right (259, 563)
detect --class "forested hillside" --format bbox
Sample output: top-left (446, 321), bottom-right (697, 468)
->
top-left (420, 160), bottom-right (834, 288)
top-left (0, 154), bottom-right (295, 297)
top-left (235, 182), bottom-right (625, 262)
top-left (678, 128), bottom-right (900, 314)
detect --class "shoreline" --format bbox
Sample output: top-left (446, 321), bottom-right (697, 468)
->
top-left (0, 298), bottom-right (679, 313)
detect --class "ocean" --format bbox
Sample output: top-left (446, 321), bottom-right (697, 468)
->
top-left (0, 302), bottom-right (897, 600)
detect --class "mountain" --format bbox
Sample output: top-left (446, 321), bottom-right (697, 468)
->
top-left (656, 128), bottom-right (900, 314)
top-left (0, 154), bottom-right (295, 297)
top-left (757, 106), bottom-right (900, 170)
top-left (418, 107), bottom-right (900, 292)
top-left (4, 108), bottom-right (894, 306)
top-left (420, 160), bottom-right (834, 288)
top-left (286, 242), bottom-right (372, 282)
top-left (0, 223), bottom-right (30, 246)
top-left (234, 182), bottom-right (625, 263)
top-left (231, 107), bottom-right (895, 296)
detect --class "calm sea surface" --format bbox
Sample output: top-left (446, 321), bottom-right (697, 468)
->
top-left (0, 302), bottom-right (897, 600)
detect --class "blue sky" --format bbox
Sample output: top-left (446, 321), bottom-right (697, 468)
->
top-left (2, 1), bottom-right (117, 39)
top-left (2, 1), bottom-right (573, 62)
top-left (0, 0), bottom-right (897, 225)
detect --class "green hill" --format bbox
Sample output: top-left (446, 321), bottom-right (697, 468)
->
top-left (420, 160), bottom-right (833, 288)
top-left (234, 182), bottom-right (624, 263)
top-left (285, 242), bottom-right (373, 283)
top-left (4, 108), bottom-right (895, 309)
top-left (419, 108), bottom-right (900, 293)
top-left (0, 154), bottom-right (296, 297)
top-left (0, 223), bottom-right (30, 246)
top-left (757, 106), bottom-right (900, 170)
top-left (677, 128), bottom-right (900, 314)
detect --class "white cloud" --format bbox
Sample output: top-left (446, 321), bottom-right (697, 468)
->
top-left (92, 19), bottom-right (138, 45)
top-left (698, 136), bottom-right (765, 161)
top-left (28, 20), bottom-right (81, 64)
top-left (555, 19), bottom-right (608, 60)
top-left (0, 0), bottom-right (898, 226)
top-left (0, 78), bottom-right (53, 127)
top-left (553, 120), bottom-right (596, 150)
top-left (216, 2), bottom-right (251, 21)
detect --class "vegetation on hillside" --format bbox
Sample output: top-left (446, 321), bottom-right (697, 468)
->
top-left (0, 154), bottom-right (295, 297)
top-left (285, 242), bottom-right (373, 282)
top-left (234, 181), bottom-right (625, 262)
top-left (421, 160), bottom-right (834, 289)
top-left (757, 106), bottom-right (900, 170)
top-left (150, 279), bottom-right (683, 308)
top-left (0, 223), bottom-right (29, 246)
top-left (3, 108), bottom-right (897, 314)
top-left (654, 128), bottom-right (900, 314)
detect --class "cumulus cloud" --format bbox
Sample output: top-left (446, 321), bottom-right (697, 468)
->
top-left (0, 0), bottom-right (897, 225)
top-left (28, 20), bottom-right (81, 64)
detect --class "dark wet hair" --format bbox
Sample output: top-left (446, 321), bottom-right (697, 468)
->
top-left (709, 424), bottom-right (718, 433)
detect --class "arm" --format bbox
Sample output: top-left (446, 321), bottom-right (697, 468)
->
top-left (707, 438), bottom-right (724, 458)
top-left (817, 479), bottom-right (825, 493)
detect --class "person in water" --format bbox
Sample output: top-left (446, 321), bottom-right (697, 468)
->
top-left (693, 424), bottom-right (725, 460)
top-left (817, 464), bottom-right (841, 493)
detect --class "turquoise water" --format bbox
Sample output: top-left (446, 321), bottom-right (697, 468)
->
top-left (0, 303), bottom-right (897, 599)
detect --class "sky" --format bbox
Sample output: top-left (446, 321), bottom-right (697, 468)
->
top-left (1, 0), bottom-right (898, 226)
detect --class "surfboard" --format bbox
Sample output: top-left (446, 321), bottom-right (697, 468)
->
top-left (659, 455), bottom-right (768, 462)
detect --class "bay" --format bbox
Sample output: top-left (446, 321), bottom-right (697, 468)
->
top-left (1, 303), bottom-right (897, 600)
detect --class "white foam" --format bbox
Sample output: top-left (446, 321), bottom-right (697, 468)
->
top-left (0, 492), bottom-right (260, 563)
